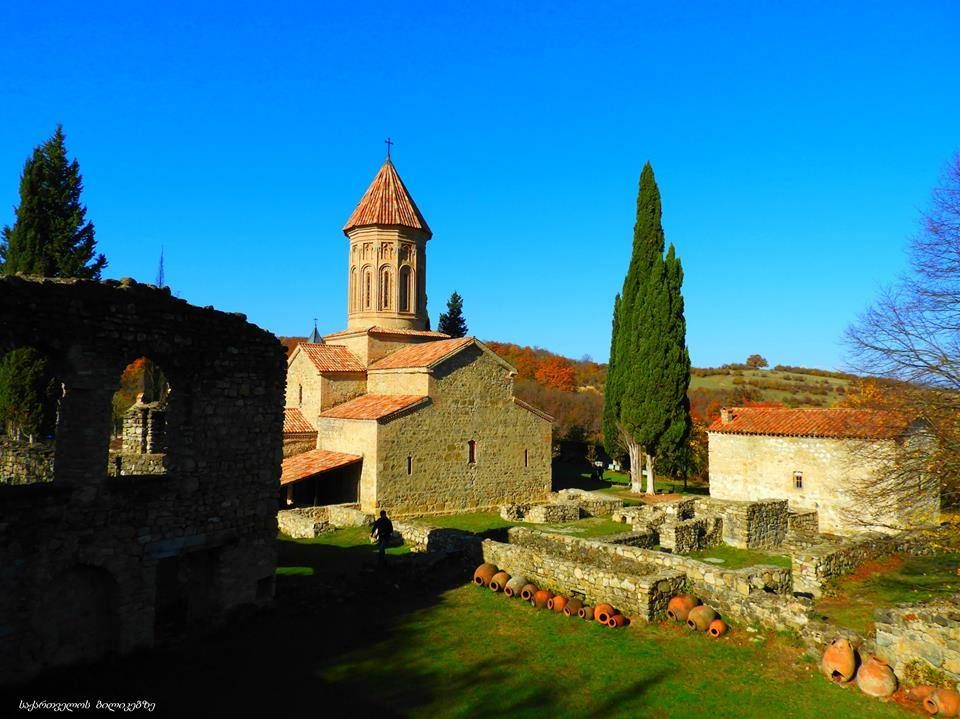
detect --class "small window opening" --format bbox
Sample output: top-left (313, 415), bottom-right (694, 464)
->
top-left (406, 456), bottom-right (413, 475)
top-left (524, 448), bottom-right (529, 467)
top-left (793, 471), bottom-right (803, 490)
top-left (298, 384), bottom-right (303, 407)
top-left (467, 440), bottom-right (477, 465)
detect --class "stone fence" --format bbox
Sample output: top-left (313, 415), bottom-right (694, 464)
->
top-left (276, 503), bottom-right (371, 539)
top-left (0, 438), bottom-right (54, 485)
top-left (481, 538), bottom-right (685, 621)
top-left (792, 530), bottom-right (934, 597)
top-left (875, 595), bottom-right (960, 690)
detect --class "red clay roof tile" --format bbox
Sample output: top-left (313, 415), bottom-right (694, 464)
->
top-left (317, 394), bottom-right (429, 421)
top-left (323, 326), bottom-right (450, 340)
top-left (298, 343), bottom-right (365, 373)
top-left (342, 159), bottom-right (431, 236)
top-left (368, 337), bottom-right (474, 370)
top-left (707, 407), bottom-right (913, 439)
top-left (280, 449), bottom-right (362, 486)
top-left (283, 407), bottom-right (316, 435)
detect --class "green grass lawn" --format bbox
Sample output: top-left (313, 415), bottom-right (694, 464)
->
top-left (686, 544), bottom-right (792, 569)
top-left (814, 552), bottom-right (960, 636)
top-left (414, 511), bottom-right (628, 538)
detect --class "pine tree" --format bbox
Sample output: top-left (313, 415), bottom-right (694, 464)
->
top-left (1, 126), bottom-right (106, 278)
top-left (438, 291), bottom-right (468, 338)
top-left (0, 126), bottom-right (105, 438)
top-left (603, 163), bottom-right (690, 494)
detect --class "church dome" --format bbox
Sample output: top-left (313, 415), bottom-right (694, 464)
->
top-left (342, 158), bottom-right (431, 238)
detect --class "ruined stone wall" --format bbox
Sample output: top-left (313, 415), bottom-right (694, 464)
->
top-left (481, 539), bottom-right (685, 620)
top-left (121, 402), bottom-right (166, 454)
top-left (277, 506), bottom-right (333, 538)
top-left (708, 431), bottom-right (938, 535)
top-left (696, 498), bottom-right (788, 549)
top-left (0, 276), bottom-right (285, 685)
top-left (0, 438), bottom-right (54, 485)
top-left (500, 501), bottom-right (580, 523)
top-left (658, 515), bottom-right (723, 553)
top-left (555, 488), bottom-right (624, 517)
top-left (392, 520), bottom-right (482, 555)
top-left (792, 530), bottom-right (933, 597)
top-left (787, 510), bottom-right (819, 539)
top-left (109, 452), bottom-right (165, 476)
top-left (375, 347), bottom-right (551, 516)
top-left (875, 596), bottom-right (960, 689)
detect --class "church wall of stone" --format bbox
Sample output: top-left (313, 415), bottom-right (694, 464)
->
top-left (285, 351), bottom-right (325, 426)
top-left (320, 373), bottom-right (367, 411)
top-left (0, 276), bottom-right (285, 685)
top-left (374, 347), bottom-right (551, 516)
top-left (327, 331), bottom-right (437, 367)
top-left (314, 417), bottom-right (379, 512)
top-left (708, 432), bottom-right (937, 535)
top-left (367, 369), bottom-right (430, 396)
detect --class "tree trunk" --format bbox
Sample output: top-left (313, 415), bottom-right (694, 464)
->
top-left (645, 452), bottom-right (656, 494)
top-left (628, 442), bottom-right (643, 493)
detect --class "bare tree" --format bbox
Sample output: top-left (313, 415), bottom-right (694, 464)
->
top-left (845, 153), bottom-right (960, 523)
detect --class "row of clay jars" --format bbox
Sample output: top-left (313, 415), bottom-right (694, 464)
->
top-left (821, 639), bottom-right (900, 699)
top-left (473, 563), bottom-right (499, 587)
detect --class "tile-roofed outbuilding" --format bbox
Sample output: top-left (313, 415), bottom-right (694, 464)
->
top-left (283, 407), bottom-right (316, 435)
top-left (707, 407), bottom-right (913, 439)
top-left (297, 343), bottom-right (365, 373)
top-left (368, 337), bottom-right (475, 370)
top-left (343, 159), bottom-right (431, 237)
top-left (318, 394), bottom-right (429, 421)
top-left (280, 449), bottom-right (362, 486)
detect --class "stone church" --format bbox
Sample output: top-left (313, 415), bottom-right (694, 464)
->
top-left (281, 155), bottom-right (552, 516)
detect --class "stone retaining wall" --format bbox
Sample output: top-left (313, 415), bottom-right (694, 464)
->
top-left (481, 539), bottom-right (685, 620)
top-left (393, 521), bottom-right (481, 557)
top-left (0, 438), bottom-right (55, 485)
top-left (792, 530), bottom-right (933, 597)
top-left (555, 489), bottom-right (624, 517)
top-left (277, 507), bottom-right (332, 539)
top-left (500, 501), bottom-right (580, 523)
top-left (787, 510), bottom-right (819, 539)
top-left (696, 498), bottom-right (788, 549)
top-left (109, 452), bottom-right (166, 477)
top-left (875, 596), bottom-right (960, 689)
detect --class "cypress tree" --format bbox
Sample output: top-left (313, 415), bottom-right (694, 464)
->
top-left (0, 126), bottom-right (105, 438)
top-left (438, 291), bottom-right (468, 338)
top-left (603, 163), bottom-right (690, 493)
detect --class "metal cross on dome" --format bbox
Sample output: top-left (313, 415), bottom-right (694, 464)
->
top-left (385, 137), bottom-right (394, 159)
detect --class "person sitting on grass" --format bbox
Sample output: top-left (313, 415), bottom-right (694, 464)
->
top-left (370, 510), bottom-right (394, 566)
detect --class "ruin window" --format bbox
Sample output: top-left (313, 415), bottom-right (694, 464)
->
top-left (0, 345), bottom-right (63, 487)
top-left (380, 268), bottom-right (392, 310)
top-left (468, 440), bottom-right (477, 465)
top-left (524, 448), bottom-right (528, 468)
top-left (793, 471), bottom-right (803, 490)
top-left (407, 456), bottom-right (412, 475)
top-left (110, 357), bottom-right (172, 478)
top-left (399, 266), bottom-right (411, 312)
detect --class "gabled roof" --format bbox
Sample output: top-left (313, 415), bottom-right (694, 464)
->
top-left (293, 343), bottom-right (365, 373)
top-left (342, 159), bottom-right (431, 237)
top-left (283, 407), bottom-right (316, 435)
top-left (317, 394), bottom-right (429, 421)
top-left (707, 407), bottom-right (914, 439)
top-left (280, 449), bottom-right (362, 486)
top-left (323, 326), bottom-right (450, 340)
top-left (514, 397), bottom-right (554, 423)
top-left (367, 337), bottom-right (475, 371)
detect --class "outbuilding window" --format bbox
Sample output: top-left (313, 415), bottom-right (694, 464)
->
top-left (524, 448), bottom-right (528, 468)
top-left (793, 471), bottom-right (804, 490)
top-left (407, 456), bottom-right (413, 475)
top-left (468, 440), bottom-right (477, 465)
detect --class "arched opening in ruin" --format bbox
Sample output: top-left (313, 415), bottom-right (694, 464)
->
top-left (0, 345), bottom-right (63, 487)
top-left (109, 356), bottom-right (173, 477)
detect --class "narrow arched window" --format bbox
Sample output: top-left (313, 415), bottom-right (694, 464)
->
top-left (380, 268), bottom-right (392, 309)
top-left (468, 440), bottom-right (477, 465)
top-left (524, 448), bottom-right (528, 468)
top-left (298, 384), bottom-right (303, 407)
top-left (350, 267), bottom-right (358, 311)
top-left (399, 266), bottom-right (411, 312)
top-left (364, 270), bottom-right (372, 309)
top-left (407, 456), bottom-right (413, 475)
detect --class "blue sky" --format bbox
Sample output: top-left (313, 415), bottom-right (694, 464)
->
top-left (1, 1), bottom-right (957, 370)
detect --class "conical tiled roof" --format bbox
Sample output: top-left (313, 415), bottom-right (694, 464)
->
top-left (342, 159), bottom-right (431, 237)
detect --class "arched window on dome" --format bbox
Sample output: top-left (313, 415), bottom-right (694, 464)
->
top-left (399, 266), bottom-right (412, 312)
top-left (363, 268), bottom-right (372, 310)
top-left (380, 267), bottom-right (392, 310)
top-left (349, 266), bottom-right (358, 312)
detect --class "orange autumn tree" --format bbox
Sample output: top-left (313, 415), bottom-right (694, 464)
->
top-left (534, 356), bottom-right (576, 392)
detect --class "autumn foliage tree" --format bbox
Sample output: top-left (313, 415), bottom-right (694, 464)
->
top-left (534, 356), bottom-right (576, 392)
top-left (746, 354), bottom-right (768, 369)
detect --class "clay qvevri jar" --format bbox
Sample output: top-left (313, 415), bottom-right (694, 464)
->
top-left (548, 595), bottom-right (568, 613)
top-left (821, 638), bottom-right (857, 683)
top-left (564, 598), bottom-right (583, 617)
top-left (855, 655), bottom-right (898, 698)
top-left (488, 571), bottom-right (511, 593)
top-left (594, 604), bottom-right (615, 624)
top-left (519, 583), bottom-right (537, 602)
top-left (532, 589), bottom-right (553, 609)
top-left (473, 563), bottom-right (498, 587)
top-left (686, 605), bottom-right (717, 632)
top-left (925, 688), bottom-right (960, 717)
top-left (708, 618), bottom-right (728, 638)
top-left (579, 605), bottom-right (593, 621)
top-left (504, 575), bottom-right (528, 598)
top-left (667, 595), bottom-right (697, 623)
top-left (607, 614), bottom-right (627, 628)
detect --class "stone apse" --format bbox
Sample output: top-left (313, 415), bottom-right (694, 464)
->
top-left (0, 276), bottom-right (285, 685)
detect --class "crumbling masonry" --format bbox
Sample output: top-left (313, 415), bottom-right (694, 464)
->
top-left (0, 276), bottom-right (286, 685)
